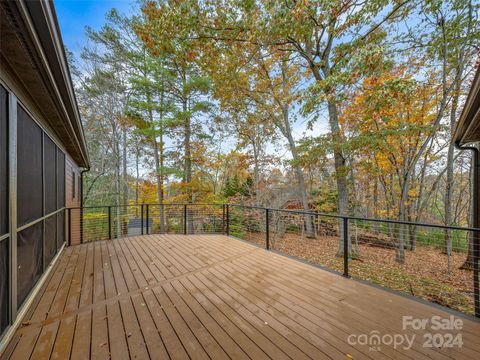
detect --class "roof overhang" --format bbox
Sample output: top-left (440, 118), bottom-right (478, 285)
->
top-left (453, 65), bottom-right (480, 146)
top-left (0, 0), bottom-right (89, 168)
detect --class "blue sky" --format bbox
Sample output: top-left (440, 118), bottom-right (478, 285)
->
top-left (55, 0), bottom-right (132, 57)
top-left (53, 0), bottom-right (326, 149)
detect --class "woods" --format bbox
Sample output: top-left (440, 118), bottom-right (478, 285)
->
top-left (73, 1), bottom-right (479, 264)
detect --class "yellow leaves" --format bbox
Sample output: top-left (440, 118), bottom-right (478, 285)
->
top-left (408, 188), bottom-right (419, 199)
top-left (133, 179), bottom-right (159, 205)
top-left (374, 152), bottom-right (396, 174)
top-left (343, 65), bottom-right (440, 216)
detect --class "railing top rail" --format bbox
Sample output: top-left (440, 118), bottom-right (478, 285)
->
top-left (66, 202), bottom-right (480, 232)
top-left (68, 203), bottom-right (224, 210)
top-left (226, 203), bottom-right (480, 232)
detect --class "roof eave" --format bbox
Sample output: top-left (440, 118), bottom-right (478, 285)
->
top-left (453, 65), bottom-right (480, 146)
top-left (21, 0), bottom-right (90, 167)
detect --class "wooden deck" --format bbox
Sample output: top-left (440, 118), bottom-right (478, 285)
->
top-left (1, 234), bottom-right (479, 359)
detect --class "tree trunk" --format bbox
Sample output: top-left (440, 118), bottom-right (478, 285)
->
top-left (397, 178), bottom-right (408, 263)
top-left (122, 127), bottom-right (128, 235)
top-left (444, 123), bottom-right (455, 272)
top-left (183, 97), bottom-right (194, 233)
top-left (251, 136), bottom-right (260, 205)
top-left (159, 130), bottom-right (166, 232)
top-left (326, 100), bottom-right (351, 256)
top-left (147, 88), bottom-right (166, 233)
top-left (281, 105), bottom-right (315, 238)
top-left (445, 61), bottom-right (464, 272)
top-left (350, 161), bottom-right (359, 217)
top-left (158, 91), bottom-right (166, 232)
top-left (373, 178), bottom-right (379, 233)
top-left (114, 126), bottom-right (121, 238)
top-left (305, 45), bottom-right (350, 254)
top-left (135, 137), bottom-right (139, 211)
top-left (152, 137), bottom-right (164, 232)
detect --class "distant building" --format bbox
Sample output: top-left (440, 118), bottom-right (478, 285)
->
top-left (280, 199), bottom-right (315, 211)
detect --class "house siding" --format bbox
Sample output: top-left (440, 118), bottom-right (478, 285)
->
top-left (66, 155), bottom-right (81, 245)
top-left (0, 70), bottom-right (83, 346)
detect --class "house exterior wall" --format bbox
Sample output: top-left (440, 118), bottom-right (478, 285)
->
top-left (66, 155), bottom-right (82, 246)
top-left (0, 1), bottom-right (89, 350)
top-left (0, 54), bottom-right (83, 350)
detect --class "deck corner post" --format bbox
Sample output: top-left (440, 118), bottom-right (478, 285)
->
top-left (226, 204), bottom-right (230, 236)
top-left (222, 204), bottom-right (226, 234)
top-left (108, 206), bottom-right (112, 240)
top-left (343, 217), bottom-right (349, 278)
top-left (184, 204), bottom-right (188, 235)
top-left (140, 204), bottom-right (144, 235)
top-left (265, 208), bottom-right (270, 250)
top-left (146, 204), bottom-right (149, 235)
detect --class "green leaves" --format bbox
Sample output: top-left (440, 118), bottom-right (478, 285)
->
top-left (223, 175), bottom-right (253, 198)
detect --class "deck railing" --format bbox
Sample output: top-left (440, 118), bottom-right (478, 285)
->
top-left (67, 203), bottom-right (479, 318)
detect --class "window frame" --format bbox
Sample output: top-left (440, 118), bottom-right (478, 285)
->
top-left (0, 83), bottom-right (69, 335)
top-left (0, 85), bottom-right (10, 337)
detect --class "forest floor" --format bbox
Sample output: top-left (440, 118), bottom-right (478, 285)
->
top-left (240, 231), bottom-right (474, 316)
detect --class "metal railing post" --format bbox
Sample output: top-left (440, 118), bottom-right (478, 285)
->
top-left (67, 208), bottom-right (72, 246)
top-left (343, 217), bottom-right (349, 278)
top-left (146, 204), bottom-right (149, 235)
top-left (184, 204), bottom-right (188, 235)
top-left (226, 204), bottom-right (230, 236)
top-left (108, 206), bottom-right (112, 240)
top-left (141, 204), bottom-right (144, 235)
top-left (222, 204), bottom-right (226, 234)
top-left (265, 208), bottom-right (270, 250)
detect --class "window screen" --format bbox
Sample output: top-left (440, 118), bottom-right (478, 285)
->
top-left (17, 221), bottom-right (43, 306)
top-left (44, 215), bottom-right (56, 265)
top-left (0, 239), bottom-right (8, 335)
top-left (44, 135), bottom-right (56, 215)
top-left (57, 211), bottom-right (65, 249)
top-left (57, 150), bottom-right (65, 209)
top-left (17, 106), bottom-right (43, 227)
top-left (0, 85), bottom-right (7, 236)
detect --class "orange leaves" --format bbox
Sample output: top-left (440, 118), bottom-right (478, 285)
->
top-left (186, 49), bottom-right (196, 62)
top-left (134, 179), bottom-right (159, 205)
top-left (343, 65), bottom-right (439, 215)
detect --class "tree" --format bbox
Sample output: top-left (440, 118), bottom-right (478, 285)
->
top-left (343, 66), bottom-right (438, 262)
top-left (85, 9), bottom-right (173, 231)
top-left (399, 0), bottom-right (479, 267)
top-left (138, 0), bottom-right (412, 251)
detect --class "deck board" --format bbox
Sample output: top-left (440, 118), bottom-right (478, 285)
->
top-left (2, 234), bottom-right (480, 360)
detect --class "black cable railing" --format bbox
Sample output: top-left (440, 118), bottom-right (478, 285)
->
top-left (66, 202), bottom-right (480, 318)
